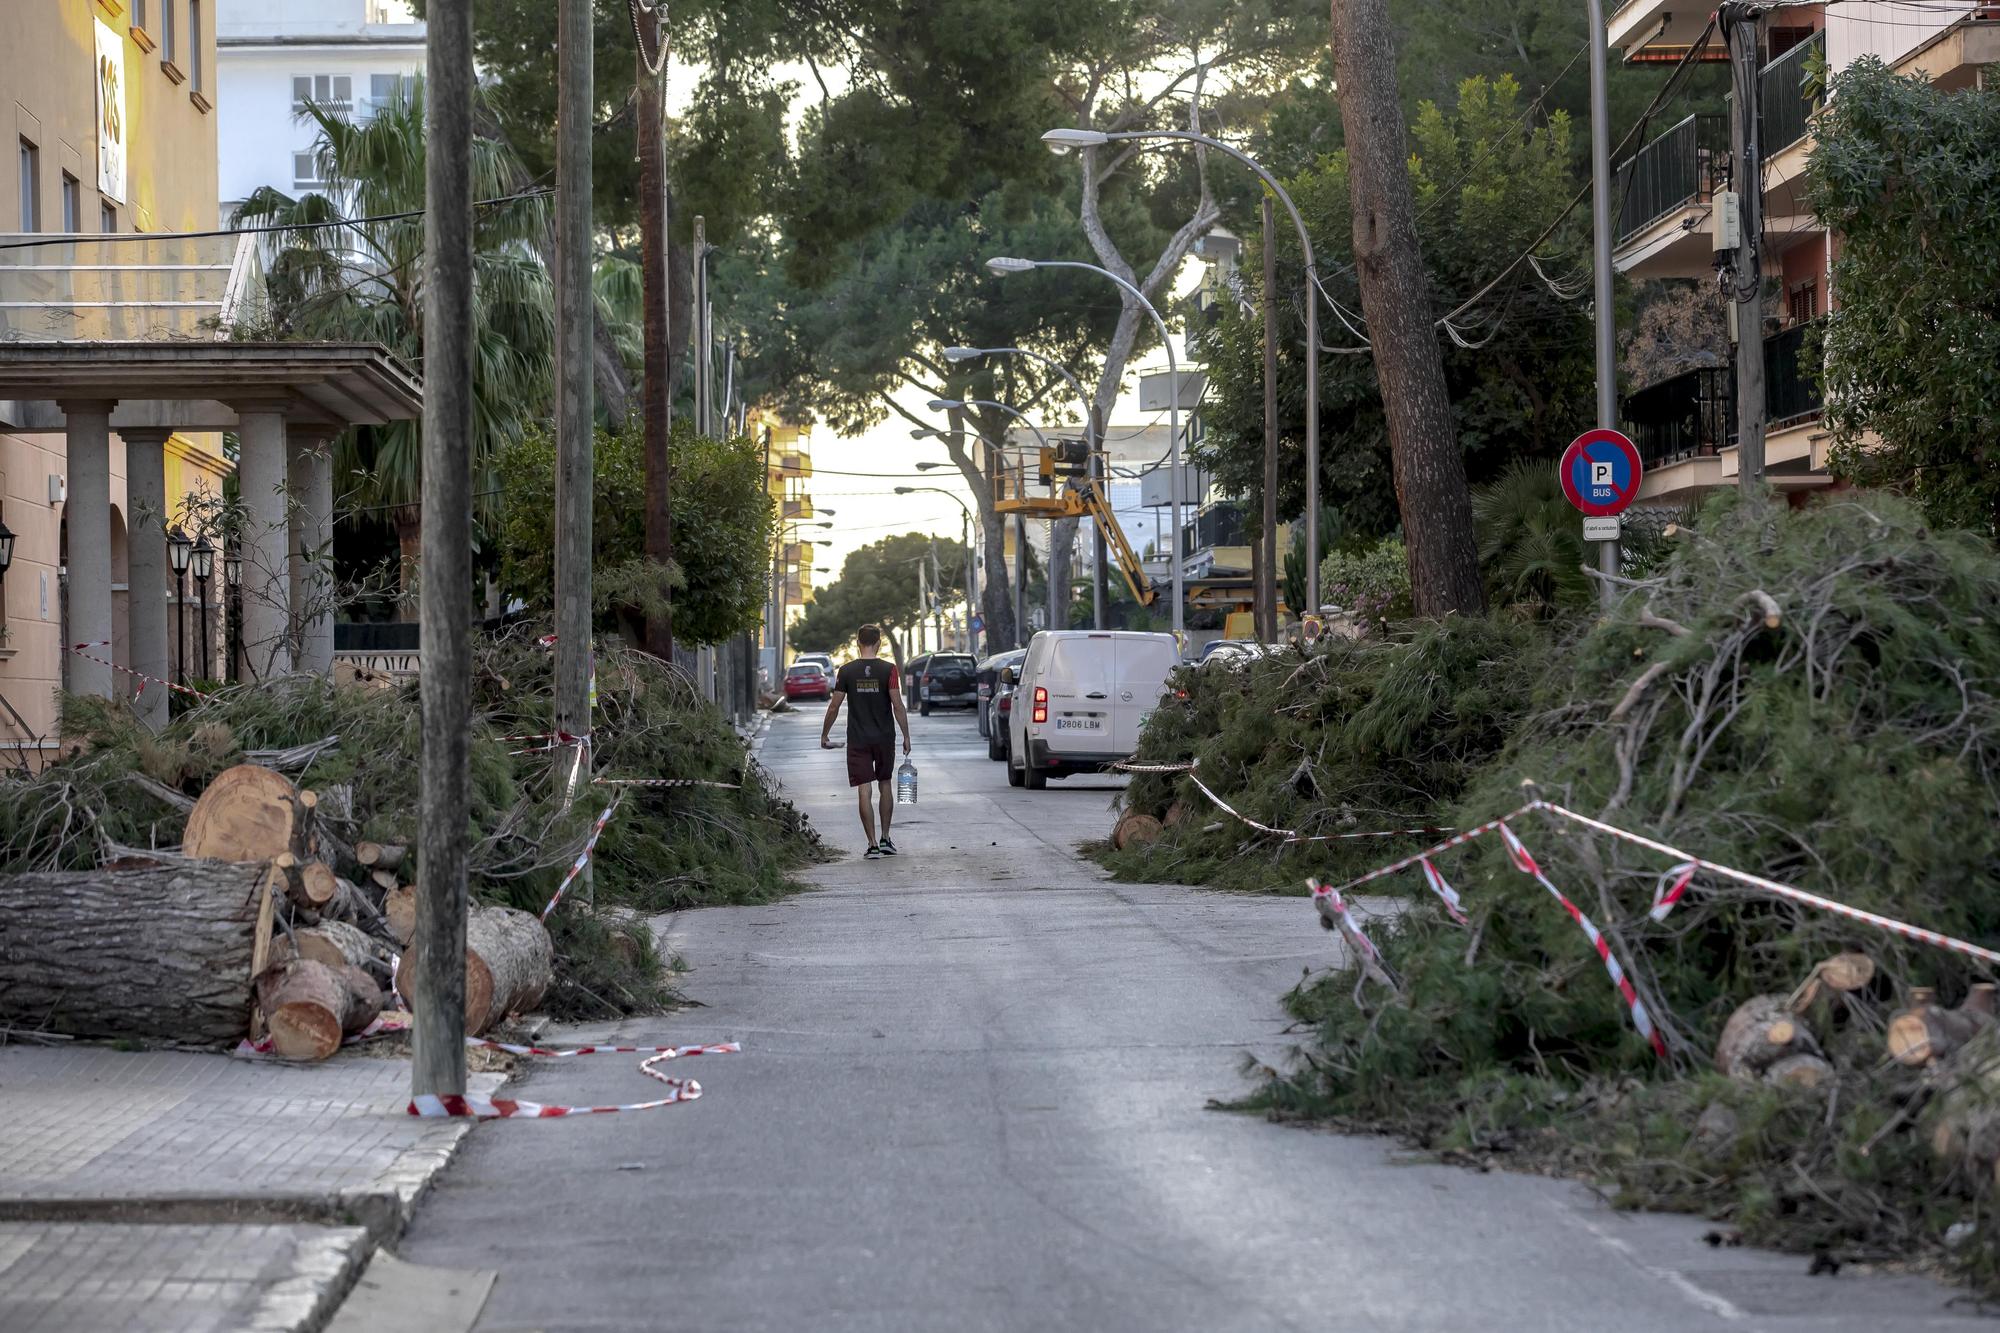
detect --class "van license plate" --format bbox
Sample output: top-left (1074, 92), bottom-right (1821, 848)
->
top-left (1054, 717), bottom-right (1103, 732)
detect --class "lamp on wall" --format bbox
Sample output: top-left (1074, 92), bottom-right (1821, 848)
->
top-left (168, 526), bottom-right (193, 687)
top-left (0, 517), bottom-right (15, 634)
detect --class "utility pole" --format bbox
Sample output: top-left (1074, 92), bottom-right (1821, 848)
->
top-left (916, 558), bottom-right (928, 655)
top-left (1012, 516), bottom-right (1027, 647)
top-left (1090, 404), bottom-right (1107, 630)
top-left (1329, 0), bottom-right (1486, 617)
top-left (1586, 0), bottom-right (1622, 602)
top-left (930, 539), bottom-right (945, 650)
top-left (555, 0), bottom-right (594, 736)
top-left (693, 217), bottom-right (710, 436)
top-left (1723, 2), bottom-right (1767, 492)
top-left (961, 510), bottom-right (975, 651)
top-left (412, 0), bottom-right (475, 1103)
top-left (1259, 194), bottom-right (1280, 642)
top-left (637, 12), bottom-right (673, 662)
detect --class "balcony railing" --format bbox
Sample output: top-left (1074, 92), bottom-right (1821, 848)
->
top-left (1619, 322), bottom-right (1824, 467)
top-left (1180, 501), bottom-right (1247, 556)
top-left (1763, 321), bottom-right (1822, 427)
top-left (1615, 114), bottom-right (1727, 243)
top-left (1760, 30), bottom-right (1823, 155)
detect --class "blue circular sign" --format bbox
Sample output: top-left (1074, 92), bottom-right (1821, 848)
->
top-left (1559, 428), bottom-right (1643, 517)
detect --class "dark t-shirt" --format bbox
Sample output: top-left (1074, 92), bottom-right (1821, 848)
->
top-left (834, 657), bottom-right (899, 746)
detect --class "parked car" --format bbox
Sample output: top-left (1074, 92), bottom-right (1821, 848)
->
top-left (1007, 630), bottom-right (1180, 789)
top-left (793, 652), bottom-right (835, 675)
top-left (912, 651), bottom-right (978, 716)
top-left (902, 653), bottom-right (930, 708)
top-left (974, 648), bottom-right (1027, 739)
top-left (1199, 640), bottom-right (1275, 671)
top-left (987, 665), bottom-right (1019, 761)
top-left (783, 662), bottom-right (831, 701)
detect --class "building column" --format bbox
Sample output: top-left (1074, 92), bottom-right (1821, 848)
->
top-left (287, 425), bottom-right (335, 675)
top-left (235, 403), bottom-right (293, 678)
top-left (59, 400), bottom-right (118, 700)
top-left (120, 427), bottom-right (174, 728)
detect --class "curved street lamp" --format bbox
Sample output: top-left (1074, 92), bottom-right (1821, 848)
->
top-left (1043, 126), bottom-right (1319, 618)
top-left (984, 256), bottom-right (1185, 639)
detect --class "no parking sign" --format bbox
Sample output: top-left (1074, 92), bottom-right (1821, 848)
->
top-left (1559, 428), bottom-right (1643, 518)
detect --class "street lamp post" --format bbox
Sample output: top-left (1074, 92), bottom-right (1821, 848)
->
top-left (223, 545), bottom-right (242, 683)
top-left (895, 485), bottom-right (978, 653)
top-left (983, 257), bottom-right (1185, 642)
top-left (190, 536), bottom-right (215, 683)
top-left (1041, 127), bottom-right (1320, 620)
top-left (944, 346), bottom-right (1107, 629)
top-left (168, 527), bottom-right (193, 688)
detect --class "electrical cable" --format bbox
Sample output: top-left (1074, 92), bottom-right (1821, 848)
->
top-left (0, 189), bottom-right (554, 251)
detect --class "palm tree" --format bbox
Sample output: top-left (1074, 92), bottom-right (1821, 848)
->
top-left (234, 79), bottom-right (553, 607)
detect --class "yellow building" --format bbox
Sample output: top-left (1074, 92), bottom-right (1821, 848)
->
top-left (751, 413), bottom-right (815, 675)
top-left (0, 1), bottom-right (420, 760)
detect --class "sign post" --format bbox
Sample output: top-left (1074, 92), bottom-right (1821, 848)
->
top-left (1559, 428), bottom-right (1643, 605)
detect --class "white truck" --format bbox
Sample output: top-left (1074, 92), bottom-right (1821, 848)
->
top-left (1006, 631), bottom-right (1181, 790)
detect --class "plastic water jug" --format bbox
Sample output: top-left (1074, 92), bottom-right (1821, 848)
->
top-left (895, 758), bottom-right (918, 806)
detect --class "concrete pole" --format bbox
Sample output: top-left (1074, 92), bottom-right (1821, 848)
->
top-left (287, 426), bottom-right (335, 673)
top-left (693, 217), bottom-right (709, 436)
top-left (1726, 3), bottom-right (1768, 492)
top-left (1261, 196), bottom-right (1281, 640)
top-left (60, 400), bottom-right (116, 700)
top-left (234, 405), bottom-right (292, 678)
top-left (1090, 404), bottom-right (1107, 631)
top-left (1012, 516), bottom-right (1027, 647)
top-left (1587, 0), bottom-right (1623, 601)
top-left (121, 427), bottom-right (171, 727)
top-left (412, 0), bottom-right (475, 1104)
top-left (554, 0), bottom-right (595, 740)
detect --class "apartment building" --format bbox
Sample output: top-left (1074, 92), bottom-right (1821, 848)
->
top-left (213, 0), bottom-right (425, 218)
top-left (1611, 0), bottom-right (1998, 504)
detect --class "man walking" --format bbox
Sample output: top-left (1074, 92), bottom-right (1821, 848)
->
top-left (820, 624), bottom-right (912, 859)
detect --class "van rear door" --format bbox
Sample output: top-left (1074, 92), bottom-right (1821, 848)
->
top-left (1043, 634), bottom-right (1116, 753)
top-left (1112, 635), bottom-right (1179, 754)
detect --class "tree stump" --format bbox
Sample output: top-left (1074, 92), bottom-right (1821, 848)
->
top-left (357, 842), bottom-right (407, 873)
top-left (257, 958), bottom-right (378, 1060)
top-left (1889, 985), bottom-right (1997, 1067)
top-left (1112, 812), bottom-right (1163, 851)
top-left (1716, 995), bottom-right (1825, 1082)
top-left (0, 861), bottom-right (271, 1044)
top-left (269, 920), bottom-right (394, 990)
top-left (182, 764), bottom-right (310, 862)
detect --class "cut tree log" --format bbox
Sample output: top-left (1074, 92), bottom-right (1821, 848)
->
top-left (1819, 952), bottom-right (1876, 993)
top-left (357, 842), bottom-right (407, 873)
top-left (371, 869), bottom-right (400, 894)
top-left (272, 852), bottom-right (338, 911)
top-left (1162, 801), bottom-right (1190, 828)
top-left (0, 861), bottom-right (271, 1044)
top-left (1889, 985), bottom-right (1998, 1067)
top-left (1112, 812), bottom-right (1163, 851)
top-left (182, 764), bottom-right (310, 862)
top-left (1716, 994), bottom-right (1825, 1082)
top-left (383, 883), bottom-right (417, 946)
top-left (257, 958), bottom-right (377, 1060)
top-left (1766, 1053), bottom-right (1835, 1090)
top-left (395, 905), bottom-right (553, 1036)
top-left (269, 920), bottom-right (394, 990)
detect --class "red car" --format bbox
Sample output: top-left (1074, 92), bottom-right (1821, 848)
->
top-left (783, 662), bottom-right (831, 701)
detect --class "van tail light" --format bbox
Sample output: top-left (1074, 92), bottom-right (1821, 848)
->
top-left (1175, 687), bottom-right (1189, 700)
top-left (1032, 686), bottom-right (1048, 724)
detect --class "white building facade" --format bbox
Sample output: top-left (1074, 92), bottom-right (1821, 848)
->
top-left (213, 0), bottom-right (424, 218)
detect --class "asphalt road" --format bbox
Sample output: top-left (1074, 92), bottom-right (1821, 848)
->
top-left (399, 705), bottom-right (1990, 1332)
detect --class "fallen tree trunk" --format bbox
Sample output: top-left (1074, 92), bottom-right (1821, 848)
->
top-left (0, 861), bottom-right (271, 1044)
top-left (269, 920), bottom-right (394, 990)
top-left (383, 883), bottom-right (416, 946)
top-left (396, 904), bottom-right (553, 1036)
top-left (272, 853), bottom-right (338, 912)
top-left (257, 958), bottom-right (379, 1060)
top-left (1889, 985), bottom-right (1997, 1067)
top-left (1112, 812), bottom-right (1163, 851)
top-left (182, 764), bottom-right (310, 862)
top-left (357, 842), bottom-right (407, 873)
top-left (1716, 995), bottom-right (1825, 1082)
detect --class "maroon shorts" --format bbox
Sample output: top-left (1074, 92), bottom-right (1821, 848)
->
top-left (846, 740), bottom-right (895, 787)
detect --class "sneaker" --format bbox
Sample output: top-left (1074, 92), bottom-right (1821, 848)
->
top-left (864, 844), bottom-right (883, 860)
top-left (877, 837), bottom-right (898, 856)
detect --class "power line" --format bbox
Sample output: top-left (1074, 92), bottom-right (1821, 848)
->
top-left (0, 189), bottom-right (554, 251)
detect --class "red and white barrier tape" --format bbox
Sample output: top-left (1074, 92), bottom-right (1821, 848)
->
top-left (68, 640), bottom-right (213, 701)
top-left (1112, 759), bottom-right (1198, 773)
top-left (409, 1040), bottom-right (740, 1119)
top-left (470, 1037), bottom-right (741, 1059)
top-left (1184, 765), bottom-right (1299, 838)
top-left (1498, 822), bottom-right (1667, 1058)
top-left (1418, 857), bottom-right (1469, 926)
top-left (1309, 879), bottom-right (1382, 962)
top-left (232, 1013), bottom-right (411, 1060)
top-left (1650, 861), bottom-right (1698, 923)
top-left (591, 777), bottom-right (740, 790)
top-left (1320, 805), bottom-right (1538, 897)
top-left (1123, 757), bottom-right (1451, 842)
top-left (539, 791), bottom-right (623, 921)
top-left (1285, 826), bottom-right (1455, 844)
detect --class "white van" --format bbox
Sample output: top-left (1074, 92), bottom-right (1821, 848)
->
top-left (1006, 631), bottom-right (1181, 789)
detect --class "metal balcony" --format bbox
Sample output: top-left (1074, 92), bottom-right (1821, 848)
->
top-left (1760, 30), bottom-right (1824, 155)
top-left (1615, 114), bottom-right (1727, 244)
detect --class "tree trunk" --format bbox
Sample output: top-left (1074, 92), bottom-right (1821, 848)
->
top-left (272, 852), bottom-right (339, 912)
top-left (258, 958), bottom-right (381, 1061)
top-left (0, 861), bottom-right (271, 1044)
top-left (1112, 812), bottom-right (1163, 850)
top-left (269, 919), bottom-right (395, 991)
top-left (182, 764), bottom-right (313, 863)
top-left (1330, 0), bottom-right (1487, 617)
top-left (639, 55), bottom-right (675, 663)
top-left (1889, 986), bottom-right (1997, 1067)
top-left (1715, 994), bottom-right (1824, 1081)
top-left (396, 904), bottom-right (552, 1037)
top-left (357, 842), bottom-right (407, 873)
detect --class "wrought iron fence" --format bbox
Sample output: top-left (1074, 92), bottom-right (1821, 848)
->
top-left (1615, 114), bottom-right (1728, 243)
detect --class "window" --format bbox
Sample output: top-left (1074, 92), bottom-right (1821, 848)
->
top-left (17, 139), bottom-right (39, 231)
top-left (101, 201), bottom-right (117, 233)
top-left (160, 0), bottom-right (176, 65)
top-left (368, 72), bottom-right (410, 112)
top-left (188, 0), bottom-right (203, 91)
top-left (1788, 281), bottom-right (1819, 326)
top-left (292, 74), bottom-right (353, 114)
top-left (292, 152), bottom-right (326, 189)
top-left (61, 173), bottom-right (80, 232)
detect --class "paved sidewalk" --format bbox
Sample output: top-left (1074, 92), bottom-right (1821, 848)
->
top-left (0, 1043), bottom-right (503, 1332)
